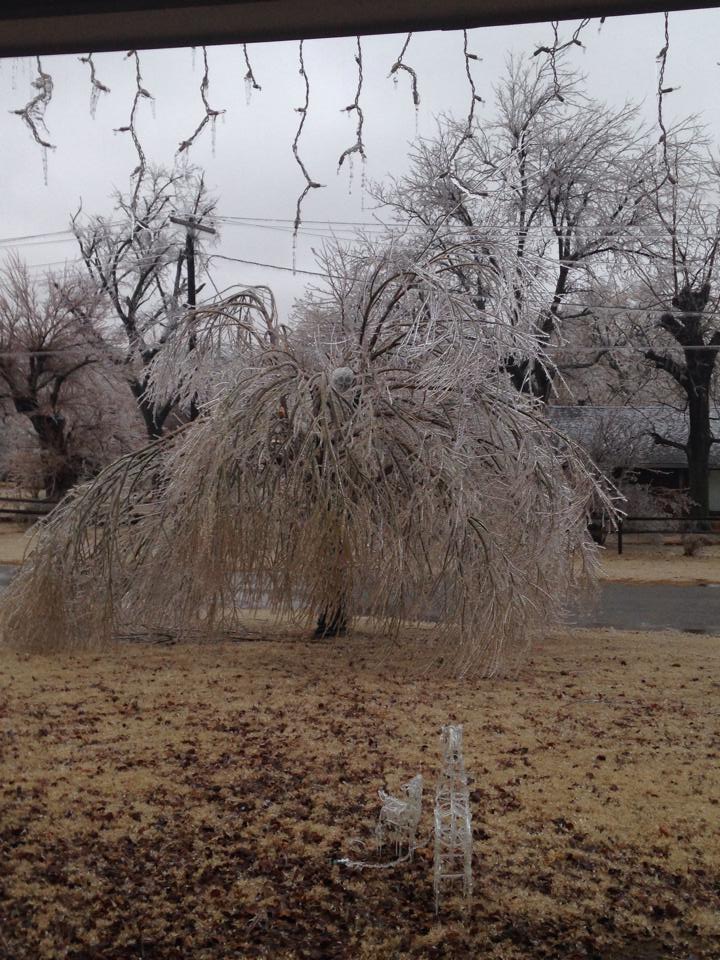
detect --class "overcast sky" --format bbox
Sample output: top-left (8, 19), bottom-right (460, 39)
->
top-left (1, 8), bottom-right (719, 317)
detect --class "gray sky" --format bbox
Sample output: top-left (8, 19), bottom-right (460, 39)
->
top-left (1, 9), bottom-right (719, 317)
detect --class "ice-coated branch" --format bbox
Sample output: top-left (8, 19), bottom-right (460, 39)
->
top-left (338, 37), bottom-right (366, 172)
top-left (79, 53), bottom-right (110, 118)
top-left (292, 41), bottom-right (324, 239)
top-left (388, 33), bottom-right (420, 108)
top-left (12, 56), bottom-right (55, 152)
top-left (178, 46), bottom-right (226, 154)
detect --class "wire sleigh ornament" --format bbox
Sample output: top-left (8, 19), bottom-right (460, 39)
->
top-left (376, 774), bottom-right (423, 857)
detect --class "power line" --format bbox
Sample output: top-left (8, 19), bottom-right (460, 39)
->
top-left (209, 253), bottom-right (328, 278)
top-left (0, 229), bottom-right (76, 245)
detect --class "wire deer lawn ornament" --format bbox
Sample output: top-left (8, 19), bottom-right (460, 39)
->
top-left (433, 724), bottom-right (473, 910)
top-left (376, 774), bottom-right (423, 857)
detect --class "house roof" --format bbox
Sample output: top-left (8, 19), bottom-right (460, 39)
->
top-left (548, 404), bottom-right (720, 471)
top-left (0, 0), bottom-right (712, 58)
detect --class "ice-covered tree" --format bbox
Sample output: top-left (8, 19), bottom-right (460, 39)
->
top-left (1, 234), bottom-right (611, 675)
top-left (72, 163), bottom-right (217, 439)
top-left (375, 56), bottom-right (655, 401)
top-left (0, 255), bottom-right (141, 498)
top-left (629, 130), bottom-right (720, 519)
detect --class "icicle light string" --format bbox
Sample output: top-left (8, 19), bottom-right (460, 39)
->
top-left (114, 51), bottom-right (154, 207)
top-left (440, 31), bottom-right (483, 179)
top-left (656, 13), bottom-right (678, 187)
top-left (79, 53), bottom-right (111, 119)
top-left (12, 56), bottom-right (55, 183)
top-left (291, 40), bottom-right (324, 260)
top-left (533, 18), bottom-right (592, 101)
top-left (242, 43), bottom-right (262, 104)
top-left (178, 46), bottom-right (226, 155)
top-left (388, 33), bottom-right (420, 109)
top-left (338, 36), bottom-right (366, 191)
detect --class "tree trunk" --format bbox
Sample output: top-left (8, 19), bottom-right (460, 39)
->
top-left (28, 412), bottom-right (79, 499)
top-left (685, 361), bottom-right (712, 523)
top-left (315, 603), bottom-right (347, 638)
top-left (131, 379), bottom-right (172, 440)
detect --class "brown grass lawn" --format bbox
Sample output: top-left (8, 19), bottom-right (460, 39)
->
top-left (599, 538), bottom-right (720, 585)
top-left (0, 524), bottom-right (34, 566)
top-left (1, 626), bottom-right (719, 959)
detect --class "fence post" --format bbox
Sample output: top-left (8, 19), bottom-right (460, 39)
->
top-left (618, 519), bottom-right (623, 556)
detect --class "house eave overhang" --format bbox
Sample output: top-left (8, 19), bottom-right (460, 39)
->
top-left (0, 0), bottom-right (714, 59)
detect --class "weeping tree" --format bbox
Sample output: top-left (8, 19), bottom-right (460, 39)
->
top-left (0, 235), bottom-right (612, 676)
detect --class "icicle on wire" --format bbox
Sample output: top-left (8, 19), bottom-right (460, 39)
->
top-left (440, 31), bottom-right (482, 178)
top-left (114, 51), bottom-right (153, 206)
top-left (78, 53), bottom-right (110, 119)
top-left (291, 40), bottom-right (324, 262)
top-left (243, 43), bottom-right (262, 104)
top-left (338, 36), bottom-right (366, 181)
top-left (12, 56), bottom-right (55, 183)
top-left (532, 18), bottom-right (591, 101)
top-left (656, 13), bottom-right (678, 186)
top-left (388, 33), bottom-right (420, 108)
top-left (178, 46), bottom-right (226, 155)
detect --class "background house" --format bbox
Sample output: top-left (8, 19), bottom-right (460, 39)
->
top-left (549, 404), bottom-right (720, 515)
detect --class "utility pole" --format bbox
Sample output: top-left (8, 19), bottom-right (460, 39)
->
top-left (169, 214), bottom-right (216, 420)
top-left (169, 213), bottom-right (216, 309)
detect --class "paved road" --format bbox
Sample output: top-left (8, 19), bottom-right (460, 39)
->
top-left (573, 582), bottom-right (720, 633)
top-left (0, 565), bottom-right (718, 633)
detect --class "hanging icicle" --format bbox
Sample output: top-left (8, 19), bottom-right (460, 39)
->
top-left (178, 46), bottom-right (226, 155)
top-left (114, 51), bottom-right (154, 206)
top-left (12, 56), bottom-right (56, 182)
top-left (79, 53), bottom-right (111, 119)
top-left (291, 41), bottom-right (324, 265)
top-left (243, 43), bottom-right (262, 104)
